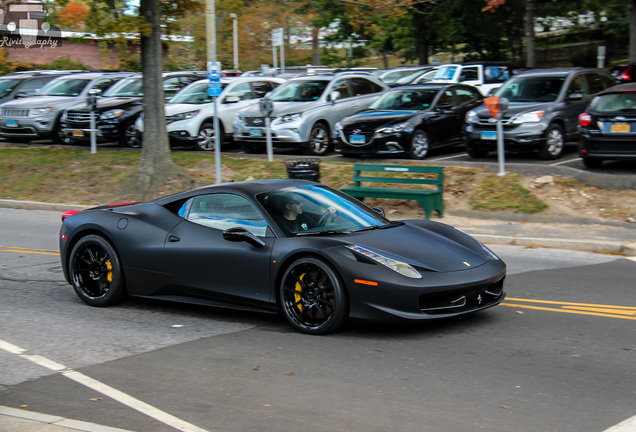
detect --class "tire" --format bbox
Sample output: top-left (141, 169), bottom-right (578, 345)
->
top-left (466, 144), bottom-right (489, 158)
top-left (539, 124), bottom-right (564, 160)
top-left (409, 129), bottom-right (429, 160)
top-left (197, 122), bottom-right (225, 151)
top-left (306, 123), bottom-right (331, 156)
top-left (583, 158), bottom-right (604, 169)
top-left (121, 122), bottom-right (142, 148)
top-left (68, 235), bottom-right (126, 307)
top-left (280, 257), bottom-right (348, 335)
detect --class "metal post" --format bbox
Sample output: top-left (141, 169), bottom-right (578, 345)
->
top-left (496, 114), bottom-right (505, 176)
top-left (279, 28), bottom-right (285, 75)
top-left (210, 0), bottom-right (221, 184)
top-left (90, 109), bottom-right (96, 154)
top-left (230, 13), bottom-right (238, 70)
top-left (265, 116), bottom-right (273, 162)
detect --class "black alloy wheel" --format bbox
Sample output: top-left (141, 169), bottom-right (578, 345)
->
top-left (69, 235), bottom-right (126, 307)
top-left (122, 122), bottom-right (142, 148)
top-left (280, 257), bottom-right (348, 335)
top-left (306, 123), bottom-right (331, 156)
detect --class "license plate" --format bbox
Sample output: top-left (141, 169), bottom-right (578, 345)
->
top-left (349, 134), bottom-right (365, 144)
top-left (72, 130), bottom-right (84, 137)
top-left (6, 120), bottom-right (18, 127)
top-left (481, 131), bottom-right (497, 140)
top-left (249, 129), bottom-right (263, 137)
top-left (610, 123), bottom-right (631, 133)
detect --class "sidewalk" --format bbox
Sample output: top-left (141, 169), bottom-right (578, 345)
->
top-left (1, 198), bottom-right (635, 256)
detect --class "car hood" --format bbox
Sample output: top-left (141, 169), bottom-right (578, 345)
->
top-left (476, 101), bottom-right (552, 119)
top-left (240, 101), bottom-right (319, 117)
top-left (1, 95), bottom-right (81, 108)
top-left (165, 103), bottom-right (207, 115)
top-left (340, 109), bottom-right (421, 129)
top-left (341, 222), bottom-right (491, 272)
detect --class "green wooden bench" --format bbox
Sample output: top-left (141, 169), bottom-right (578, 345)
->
top-left (341, 164), bottom-right (444, 220)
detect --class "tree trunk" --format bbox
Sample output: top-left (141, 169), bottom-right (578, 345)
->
top-left (524, 0), bottom-right (536, 68)
top-left (311, 27), bottom-right (321, 65)
top-left (124, 0), bottom-right (194, 201)
top-left (631, 0), bottom-right (636, 63)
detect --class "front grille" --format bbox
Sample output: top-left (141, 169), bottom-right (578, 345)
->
top-left (1, 108), bottom-right (29, 118)
top-left (339, 127), bottom-right (374, 146)
top-left (66, 112), bottom-right (92, 123)
top-left (418, 278), bottom-right (504, 314)
top-left (245, 116), bottom-right (266, 127)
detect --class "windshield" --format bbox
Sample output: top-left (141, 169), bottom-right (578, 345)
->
top-left (433, 66), bottom-right (458, 81)
top-left (39, 78), bottom-right (90, 96)
top-left (395, 69), bottom-right (435, 85)
top-left (369, 88), bottom-right (437, 110)
top-left (495, 76), bottom-right (565, 102)
top-left (590, 91), bottom-right (636, 113)
top-left (103, 77), bottom-right (143, 97)
top-left (257, 184), bottom-right (394, 237)
top-left (169, 81), bottom-right (229, 104)
top-left (266, 80), bottom-right (329, 102)
top-left (0, 79), bottom-right (20, 98)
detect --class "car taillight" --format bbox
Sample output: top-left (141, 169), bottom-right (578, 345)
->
top-left (578, 113), bottom-right (592, 127)
top-left (620, 71), bottom-right (632, 82)
top-left (62, 210), bottom-right (80, 221)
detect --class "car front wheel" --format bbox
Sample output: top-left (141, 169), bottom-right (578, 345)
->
top-left (306, 123), bottom-right (331, 156)
top-left (122, 122), bottom-right (142, 148)
top-left (539, 124), bottom-right (564, 160)
top-left (409, 129), bottom-right (430, 159)
top-left (69, 235), bottom-right (126, 307)
top-left (197, 122), bottom-right (223, 151)
top-left (280, 257), bottom-right (348, 335)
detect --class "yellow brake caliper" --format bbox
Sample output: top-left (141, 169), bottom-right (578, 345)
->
top-left (295, 273), bottom-right (305, 312)
top-left (106, 260), bottom-right (113, 284)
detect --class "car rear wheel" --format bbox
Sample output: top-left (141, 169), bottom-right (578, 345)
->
top-left (197, 122), bottom-right (223, 151)
top-left (306, 123), bottom-right (331, 156)
top-left (69, 235), bottom-right (126, 307)
top-left (539, 124), bottom-right (564, 160)
top-left (280, 257), bottom-right (348, 335)
top-left (409, 129), bottom-right (430, 159)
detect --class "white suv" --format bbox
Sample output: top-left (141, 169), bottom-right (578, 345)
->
top-left (232, 72), bottom-right (389, 155)
top-left (136, 77), bottom-right (285, 150)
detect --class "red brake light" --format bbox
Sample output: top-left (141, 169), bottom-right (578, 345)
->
top-left (62, 210), bottom-right (80, 221)
top-left (578, 113), bottom-right (592, 127)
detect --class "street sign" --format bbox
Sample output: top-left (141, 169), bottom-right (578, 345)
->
top-left (207, 61), bottom-right (222, 96)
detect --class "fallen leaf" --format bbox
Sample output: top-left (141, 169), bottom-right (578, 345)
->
top-left (284, 371), bottom-right (294, 375)
top-left (89, 398), bottom-right (103, 402)
top-left (253, 366), bottom-right (261, 371)
top-left (572, 355), bottom-right (580, 358)
top-left (262, 404), bottom-right (270, 407)
top-left (20, 405), bottom-right (27, 408)
top-left (277, 347), bottom-right (283, 349)
top-left (516, 311), bottom-right (524, 314)
top-left (501, 405), bottom-right (509, 409)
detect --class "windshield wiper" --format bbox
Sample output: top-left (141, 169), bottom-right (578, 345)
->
top-left (296, 230), bottom-right (348, 236)
top-left (351, 222), bottom-right (401, 233)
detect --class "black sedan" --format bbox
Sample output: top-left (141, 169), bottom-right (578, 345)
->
top-left (59, 179), bottom-right (506, 335)
top-left (334, 84), bottom-right (483, 159)
top-left (578, 83), bottom-right (636, 168)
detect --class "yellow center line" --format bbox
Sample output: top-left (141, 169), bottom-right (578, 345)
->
top-left (502, 297), bottom-right (636, 320)
top-left (0, 245), bottom-right (59, 256)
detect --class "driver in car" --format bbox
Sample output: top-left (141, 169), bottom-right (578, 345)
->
top-left (275, 193), bottom-right (336, 233)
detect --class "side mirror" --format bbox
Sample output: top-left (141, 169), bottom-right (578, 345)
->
top-left (223, 227), bottom-right (266, 248)
top-left (567, 93), bottom-right (584, 101)
top-left (15, 91), bottom-right (28, 98)
top-left (330, 90), bottom-right (340, 104)
top-left (372, 207), bottom-right (386, 217)
top-left (224, 96), bottom-right (240, 104)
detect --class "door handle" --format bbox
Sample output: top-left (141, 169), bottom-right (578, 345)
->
top-left (168, 235), bottom-right (180, 242)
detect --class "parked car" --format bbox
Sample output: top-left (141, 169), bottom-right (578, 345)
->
top-left (391, 67), bottom-right (438, 87)
top-left (59, 178), bottom-right (506, 335)
top-left (334, 84), bottom-right (483, 159)
top-left (464, 68), bottom-right (616, 159)
top-left (609, 64), bottom-right (636, 84)
top-left (232, 72), bottom-right (389, 155)
top-left (424, 62), bottom-right (514, 96)
top-left (373, 66), bottom-right (432, 86)
top-left (0, 72), bottom-right (130, 143)
top-left (0, 70), bottom-right (83, 104)
top-left (577, 83), bottom-right (636, 168)
top-left (135, 76), bottom-right (286, 150)
top-left (59, 71), bottom-right (206, 147)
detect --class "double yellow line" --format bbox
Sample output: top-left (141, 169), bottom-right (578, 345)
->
top-left (502, 297), bottom-right (636, 321)
top-left (0, 245), bottom-right (59, 257)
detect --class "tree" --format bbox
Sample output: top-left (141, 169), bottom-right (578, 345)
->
top-left (56, 1), bottom-right (90, 31)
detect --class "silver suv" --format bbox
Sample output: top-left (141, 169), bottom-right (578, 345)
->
top-left (232, 72), bottom-right (389, 155)
top-left (0, 72), bottom-right (130, 143)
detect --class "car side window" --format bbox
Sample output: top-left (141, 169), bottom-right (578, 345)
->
top-left (587, 74), bottom-right (613, 95)
top-left (436, 90), bottom-right (455, 108)
top-left (567, 75), bottom-right (587, 97)
top-left (459, 67), bottom-right (479, 82)
top-left (183, 193), bottom-right (268, 236)
top-left (225, 82), bottom-right (253, 100)
top-left (455, 87), bottom-right (479, 105)
top-left (331, 79), bottom-right (353, 99)
top-left (252, 81), bottom-right (278, 98)
top-left (349, 77), bottom-right (384, 96)
top-left (92, 78), bottom-right (117, 94)
top-left (163, 77), bottom-right (182, 98)
top-left (19, 78), bottom-right (44, 94)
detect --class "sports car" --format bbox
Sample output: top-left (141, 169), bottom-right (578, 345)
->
top-left (59, 179), bottom-right (506, 335)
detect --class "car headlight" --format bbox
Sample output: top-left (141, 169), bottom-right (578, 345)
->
top-left (31, 107), bottom-right (53, 116)
top-left (99, 109), bottom-right (125, 120)
top-left (466, 110), bottom-right (479, 124)
top-left (377, 121), bottom-right (414, 135)
top-left (511, 110), bottom-right (544, 124)
top-left (346, 245), bottom-right (422, 279)
top-left (167, 110), bottom-right (200, 123)
top-left (278, 112), bottom-right (302, 124)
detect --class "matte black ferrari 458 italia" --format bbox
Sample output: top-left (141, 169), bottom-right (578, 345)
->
top-left (334, 84), bottom-right (483, 159)
top-left (59, 179), bottom-right (506, 335)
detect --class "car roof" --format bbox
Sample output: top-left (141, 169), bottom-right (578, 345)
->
top-left (514, 67), bottom-right (609, 78)
top-left (599, 83), bottom-right (636, 94)
top-left (52, 72), bottom-right (132, 80)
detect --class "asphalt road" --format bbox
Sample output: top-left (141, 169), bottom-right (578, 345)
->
top-left (1, 208), bottom-right (635, 432)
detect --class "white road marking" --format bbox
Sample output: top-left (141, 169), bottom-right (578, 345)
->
top-left (0, 405), bottom-right (135, 432)
top-left (0, 338), bottom-right (210, 432)
top-left (429, 154), bottom-right (467, 161)
top-left (602, 414), bottom-right (636, 432)
top-left (549, 157), bottom-right (580, 166)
